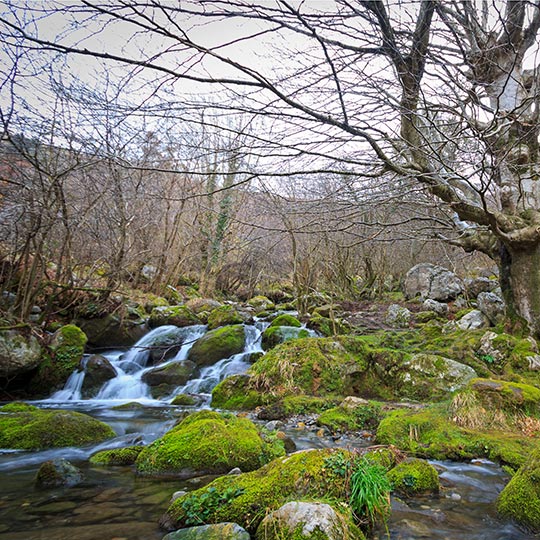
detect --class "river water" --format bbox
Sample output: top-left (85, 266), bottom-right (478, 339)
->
top-left (0, 323), bottom-right (535, 539)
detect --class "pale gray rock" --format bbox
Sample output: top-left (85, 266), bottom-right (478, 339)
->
top-left (477, 292), bottom-right (505, 325)
top-left (163, 523), bottom-right (250, 540)
top-left (0, 330), bottom-right (42, 378)
top-left (386, 304), bottom-right (411, 328)
top-left (404, 263), bottom-right (463, 301)
top-left (423, 299), bottom-right (448, 315)
top-left (456, 310), bottom-right (490, 330)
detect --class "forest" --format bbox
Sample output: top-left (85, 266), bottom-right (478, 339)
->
top-left (0, 1), bottom-right (539, 540)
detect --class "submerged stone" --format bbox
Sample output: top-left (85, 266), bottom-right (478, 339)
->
top-left (35, 458), bottom-right (84, 488)
top-left (163, 523), bottom-right (250, 540)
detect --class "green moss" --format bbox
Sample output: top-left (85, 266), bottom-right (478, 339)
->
top-left (207, 305), bottom-right (244, 330)
top-left (163, 449), bottom-right (354, 533)
top-left (308, 315), bottom-right (350, 337)
top-left (387, 458), bottom-right (439, 496)
top-left (171, 394), bottom-right (198, 406)
top-left (0, 408), bottom-right (115, 450)
top-left (90, 445), bottom-right (144, 465)
top-left (211, 375), bottom-right (269, 410)
top-left (415, 311), bottom-right (442, 323)
top-left (135, 410), bottom-right (285, 476)
top-left (470, 378), bottom-right (540, 416)
top-left (247, 295), bottom-right (275, 312)
top-left (52, 324), bottom-right (88, 349)
top-left (188, 325), bottom-right (246, 366)
top-left (149, 305), bottom-right (201, 328)
top-left (282, 396), bottom-right (340, 415)
top-left (497, 448), bottom-right (540, 532)
top-left (269, 314), bottom-right (302, 328)
top-left (317, 403), bottom-right (382, 433)
top-left (261, 326), bottom-right (310, 351)
top-left (0, 402), bottom-right (38, 413)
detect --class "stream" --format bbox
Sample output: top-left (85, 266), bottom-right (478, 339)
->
top-left (0, 323), bottom-right (536, 540)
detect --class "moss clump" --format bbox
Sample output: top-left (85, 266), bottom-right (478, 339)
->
top-left (52, 324), bottom-right (88, 349)
top-left (282, 395), bottom-right (340, 415)
top-left (149, 305), bottom-right (201, 328)
top-left (269, 314), bottom-right (302, 328)
top-left (188, 325), bottom-right (246, 366)
top-left (247, 295), bottom-right (275, 313)
top-left (497, 448), bottom-right (540, 532)
top-left (317, 402), bottom-right (382, 433)
top-left (90, 445), bottom-right (144, 466)
top-left (211, 375), bottom-right (269, 410)
top-left (387, 458), bottom-right (439, 496)
top-left (308, 315), bottom-right (350, 337)
top-left (261, 326), bottom-right (310, 351)
top-left (171, 393), bottom-right (198, 406)
top-left (0, 407), bottom-right (115, 450)
top-left (207, 305), bottom-right (244, 330)
top-left (0, 402), bottom-right (38, 413)
top-left (162, 449), bottom-right (355, 534)
top-left (135, 410), bottom-right (285, 476)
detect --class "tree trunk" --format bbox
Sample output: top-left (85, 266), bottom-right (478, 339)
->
top-left (499, 242), bottom-right (540, 336)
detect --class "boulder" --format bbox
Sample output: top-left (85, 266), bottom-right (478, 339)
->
top-left (163, 523), bottom-right (250, 540)
top-left (464, 277), bottom-right (499, 298)
top-left (456, 309), bottom-right (490, 330)
top-left (0, 402), bottom-right (115, 450)
top-left (77, 314), bottom-right (147, 348)
top-left (90, 445), bottom-right (144, 466)
top-left (81, 354), bottom-right (116, 398)
top-left (146, 326), bottom-right (199, 364)
top-left (404, 263), bottom-right (463, 301)
top-left (188, 325), bottom-right (246, 366)
top-left (422, 299), bottom-right (448, 315)
top-left (207, 305), bottom-right (244, 330)
top-left (385, 304), bottom-right (411, 328)
top-left (142, 361), bottom-right (198, 389)
top-left (185, 298), bottom-right (222, 314)
top-left (387, 458), bottom-right (439, 496)
top-left (0, 330), bottom-right (41, 379)
top-left (247, 295), bottom-right (275, 313)
top-left (256, 501), bottom-right (355, 540)
top-left (269, 314), bottom-right (302, 328)
top-left (136, 410), bottom-right (285, 477)
top-left (261, 326), bottom-right (309, 350)
top-left (35, 458), bottom-right (84, 488)
top-left (148, 305), bottom-right (201, 329)
top-left (477, 291), bottom-right (505, 325)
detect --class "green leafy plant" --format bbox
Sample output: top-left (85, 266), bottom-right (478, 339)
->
top-left (349, 457), bottom-right (391, 527)
top-left (181, 486), bottom-right (244, 526)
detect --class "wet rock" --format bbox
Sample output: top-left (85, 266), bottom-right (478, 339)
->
top-left (35, 458), bottom-right (84, 488)
top-left (81, 354), bottom-right (117, 398)
top-left (142, 361), bottom-right (198, 388)
top-left (477, 291), bottom-right (505, 325)
top-left (163, 523), bottom-right (250, 540)
top-left (0, 330), bottom-right (41, 379)
top-left (456, 309), bottom-right (490, 330)
top-left (188, 325), bottom-right (246, 366)
top-left (261, 325), bottom-right (309, 351)
top-left (404, 263), bottom-right (463, 301)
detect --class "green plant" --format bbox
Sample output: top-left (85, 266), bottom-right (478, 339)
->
top-left (181, 486), bottom-right (244, 526)
top-left (323, 451), bottom-right (354, 478)
top-left (349, 457), bottom-right (391, 527)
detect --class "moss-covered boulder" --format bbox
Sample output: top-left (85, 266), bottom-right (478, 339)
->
top-left (163, 523), bottom-right (250, 540)
top-left (90, 445), bottom-right (144, 466)
top-left (77, 313), bottom-right (148, 348)
top-left (317, 401), bottom-right (382, 433)
top-left (497, 448), bottom-right (540, 532)
top-left (255, 501), bottom-right (363, 540)
top-left (149, 305), bottom-right (201, 328)
top-left (188, 325), bottom-right (246, 366)
top-left (185, 298), bottom-right (222, 314)
top-left (0, 329), bottom-right (42, 379)
top-left (171, 393), bottom-right (200, 406)
top-left (307, 315), bottom-right (350, 337)
top-left (387, 458), bottom-right (439, 496)
top-left (247, 295), bottom-right (275, 313)
top-left (207, 305), bottom-right (244, 330)
top-left (211, 374), bottom-right (268, 410)
top-left (0, 403), bottom-right (115, 450)
top-left (142, 361), bottom-right (198, 396)
top-left (35, 458), bottom-right (84, 488)
top-left (261, 326), bottom-right (309, 351)
top-left (30, 324), bottom-right (88, 395)
top-left (161, 449), bottom-right (354, 533)
top-left (269, 314), bottom-right (302, 328)
top-left (135, 410), bottom-right (285, 477)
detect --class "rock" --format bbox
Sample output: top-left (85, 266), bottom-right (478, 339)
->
top-left (0, 330), bottom-right (41, 379)
top-left (477, 291), bottom-right (505, 325)
top-left (171, 490), bottom-right (188, 502)
top-left (387, 458), bottom-right (439, 496)
top-left (404, 263), bottom-right (463, 301)
top-left (261, 326), bottom-right (309, 350)
top-left (81, 354), bottom-right (117, 398)
top-left (470, 378), bottom-right (540, 414)
top-left (269, 313), bottom-right (302, 328)
top-left (422, 299), bottom-right (448, 315)
top-left (185, 298), bottom-right (222, 314)
top-left (477, 331), bottom-right (506, 363)
top-left (207, 305), bottom-right (244, 330)
top-left (385, 304), bottom-right (411, 328)
top-left (35, 458), bottom-right (83, 488)
top-left (256, 501), bottom-right (355, 540)
top-left (464, 277), bottom-right (499, 298)
top-left (135, 410), bottom-right (285, 477)
top-left (456, 309), bottom-right (490, 330)
top-left (0, 402), bottom-right (115, 450)
top-left (317, 402), bottom-right (381, 432)
top-left (497, 448), bottom-right (540, 532)
top-left (340, 396), bottom-right (369, 410)
top-left (313, 304), bottom-right (342, 318)
top-left (90, 445), bottom-right (144, 466)
top-left (211, 374), bottom-right (264, 410)
top-left (307, 314), bottom-right (350, 337)
top-left (228, 467), bottom-right (242, 475)
top-left (528, 355), bottom-right (540, 370)
top-left (149, 305), bottom-right (201, 329)
top-left (247, 295), bottom-right (275, 312)
top-left (264, 420), bottom-right (284, 431)
top-left (171, 393), bottom-right (200, 406)
top-left (142, 361), bottom-right (198, 388)
top-left (188, 325), bottom-right (246, 366)
top-left (163, 523), bottom-right (250, 540)
top-left (77, 314), bottom-right (148, 348)
top-left (401, 354), bottom-right (477, 397)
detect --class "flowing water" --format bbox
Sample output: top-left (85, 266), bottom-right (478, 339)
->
top-left (0, 323), bottom-right (535, 539)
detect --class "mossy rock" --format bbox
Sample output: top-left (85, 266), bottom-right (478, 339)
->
top-left (250, 338), bottom-right (367, 398)
top-left (387, 458), bottom-right (439, 496)
top-left (415, 311), bottom-right (442, 323)
top-left (307, 315), bottom-right (350, 337)
top-left (30, 325), bottom-right (88, 396)
top-left (247, 295), bottom-right (275, 313)
top-left (497, 448), bottom-right (540, 532)
top-left (0, 329), bottom-right (42, 379)
top-left (90, 445), bottom-right (144, 466)
top-left (317, 402), bottom-right (382, 433)
top-left (211, 374), bottom-right (269, 410)
top-left (207, 305), bottom-right (244, 330)
top-left (0, 404), bottom-right (115, 450)
top-left (149, 305), bottom-right (201, 328)
top-left (171, 393), bottom-right (200, 406)
top-left (35, 458), bottom-right (84, 487)
top-left (161, 448), bottom-right (355, 533)
top-left (185, 298), bottom-right (222, 314)
top-left (269, 314), bottom-right (302, 328)
top-left (188, 325), bottom-right (246, 366)
top-left (261, 326), bottom-right (310, 351)
top-left (76, 314), bottom-right (148, 348)
top-left (142, 361), bottom-right (198, 389)
top-left (376, 403), bottom-right (537, 469)
top-left (135, 410), bottom-right (285, 477)
top-left (163, 523), bottom-right (250, 540)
